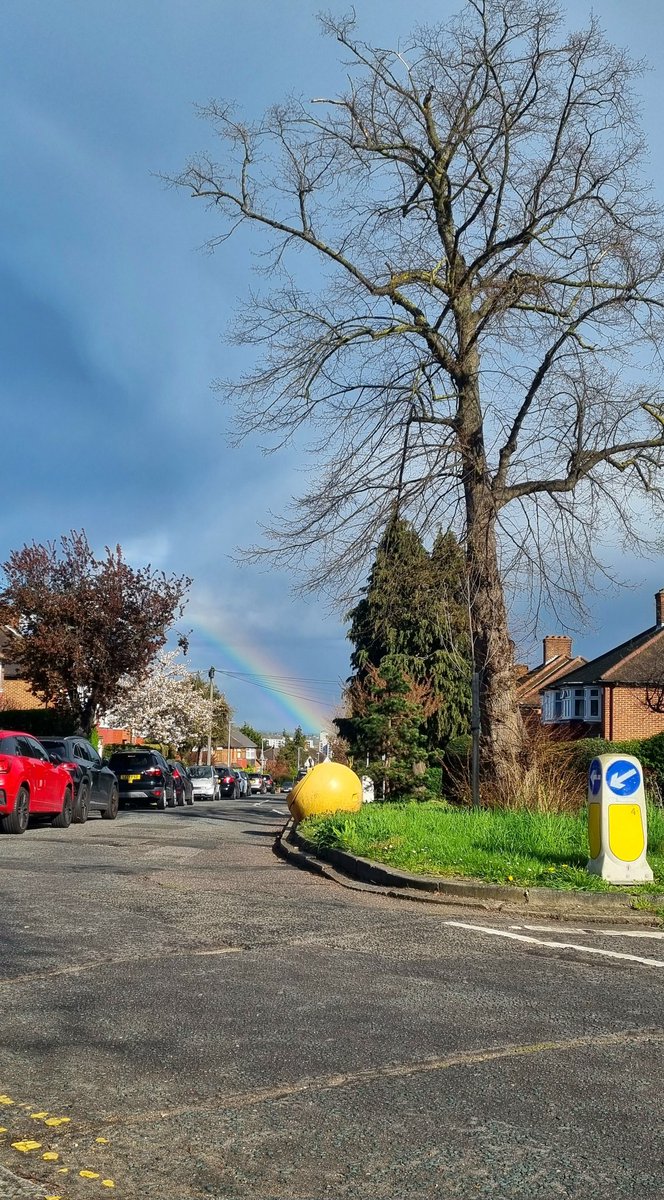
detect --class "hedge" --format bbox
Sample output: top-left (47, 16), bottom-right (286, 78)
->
top-left (0, 709), bottom-right (78, 736)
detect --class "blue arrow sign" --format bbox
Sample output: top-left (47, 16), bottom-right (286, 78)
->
top-left (588, 759), bottom-right (602, 796)
top-left (605, 758), bottom-right (641, 797)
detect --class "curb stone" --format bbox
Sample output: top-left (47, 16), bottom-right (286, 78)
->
top-left (273, 822), bottom-right (664, 923)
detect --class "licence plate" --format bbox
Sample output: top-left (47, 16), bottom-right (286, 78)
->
top-left (121, 774), bottom-right (141, 783)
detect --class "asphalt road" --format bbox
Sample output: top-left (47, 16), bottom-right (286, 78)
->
top-left (0, 795), bottom-right (662, 1200)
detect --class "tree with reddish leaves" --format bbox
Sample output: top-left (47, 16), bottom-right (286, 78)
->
top-left (1, 530), bottom-right (191, 736)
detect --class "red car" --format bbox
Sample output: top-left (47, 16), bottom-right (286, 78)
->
top-left (0, 730), bottom-right (74, 834)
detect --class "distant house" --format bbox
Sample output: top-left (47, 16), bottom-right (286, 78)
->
top-left (213, 730), bottom-right (257, 769)
top-left (516, 635), bottom-right (586, 724)
top-left (541, 590), bottom-right (664, 741)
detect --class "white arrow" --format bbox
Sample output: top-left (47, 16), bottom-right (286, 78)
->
top-left (589, 767), bottom-right (601, 789)
top-left (607, 766), bottom-right (638, 791)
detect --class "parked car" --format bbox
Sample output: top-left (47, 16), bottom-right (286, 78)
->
top-left (279, 779), bottom-right (294, 794)
top-left (231, 768), bottom-right (247, 797)
top-left (247, 772), bottom-right (265, 795)
top-left (108, 749), bottom-right (176, 809)
top-left (0, 730), bottom-right (74, 834)
top-left (237, 770), bottom-right (250, 797)
top-left (261, 774), bottom-right (274, 794)
top-left (214, 765), bottom-right (239, 798)
top-left (189, 764), bottom-right (220, 802)
top-left (40, 736), bottom-right (119, 822)
top-left (167, 760), bottom-right (194, 806)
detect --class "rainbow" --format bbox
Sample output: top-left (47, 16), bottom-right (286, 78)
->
top-left (188, 612), bottom-right (337, 733)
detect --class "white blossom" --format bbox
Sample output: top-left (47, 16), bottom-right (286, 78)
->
top-left (106, 651), bottom-right (214, 749)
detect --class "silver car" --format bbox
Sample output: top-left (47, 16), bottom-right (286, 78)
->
top-left (188, 765), bottom-right (220, 801)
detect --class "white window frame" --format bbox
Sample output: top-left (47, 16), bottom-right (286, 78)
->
top-left (542, 685), bottom-right (602, 723)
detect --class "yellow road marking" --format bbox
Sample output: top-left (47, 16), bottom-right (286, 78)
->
top-left (79, 1169), bottom-right (100, 1179)
top-left (11, 1139), bottom-right (41, 1152)
top-left (97, 1027), bottom-right (664, 1129)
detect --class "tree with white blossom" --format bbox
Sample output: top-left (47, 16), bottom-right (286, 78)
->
top-left (107, 651), bottom-right (224, 752)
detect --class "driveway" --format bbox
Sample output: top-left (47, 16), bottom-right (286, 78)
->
top-left (0, 796), bottom-right (662, 1198)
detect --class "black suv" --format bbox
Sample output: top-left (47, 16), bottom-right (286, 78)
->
top-left (40, 736), bottom-right (119, 823)
top-left (108, 749), bottom-right (175, 810)
top-left (214, 764), bottom-right (239, 798)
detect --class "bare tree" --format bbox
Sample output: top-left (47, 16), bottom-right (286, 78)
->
top-left (175, 0), bottom-right (664, 782)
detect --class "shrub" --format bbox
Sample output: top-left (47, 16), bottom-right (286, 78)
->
top-left (0, 708), bottom-right (78, 736)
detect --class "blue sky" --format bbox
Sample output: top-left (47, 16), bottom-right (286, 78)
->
top-left (2, 0), bottom-right (664, 729)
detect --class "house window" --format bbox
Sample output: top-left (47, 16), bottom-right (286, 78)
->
top-left (542, 686), bottom-right (602, 723)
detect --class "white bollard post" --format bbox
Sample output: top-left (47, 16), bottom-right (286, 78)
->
top-left (586, 754), bottom-right (653, 884)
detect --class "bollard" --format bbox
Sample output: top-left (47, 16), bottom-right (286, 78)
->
top-left (586, 754), bottom-right (653, 884)
top-left (287, 760), bottom-right (362, 824)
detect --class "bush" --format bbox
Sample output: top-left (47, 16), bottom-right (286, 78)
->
top-left (423, 766), bottom-right (443, 797)
top-left (0, 708), bottom-right (78, 736)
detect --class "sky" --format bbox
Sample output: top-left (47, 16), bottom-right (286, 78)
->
top-left (2, 0), bottom-right (664, 730)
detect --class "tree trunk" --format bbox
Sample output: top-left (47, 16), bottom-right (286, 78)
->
top-left (458, 365), bottom-right (526, 791)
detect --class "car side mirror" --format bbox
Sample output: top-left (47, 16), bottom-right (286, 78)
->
top-left (49, 752), bottom-right (62, 764)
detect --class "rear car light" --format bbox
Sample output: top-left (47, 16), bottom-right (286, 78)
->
top-left (0, 757), bottom-right (11, 774)
top-left (145, 768), bottom-right (163, 779)
top-left (63, 761), bottom-right (79, 773)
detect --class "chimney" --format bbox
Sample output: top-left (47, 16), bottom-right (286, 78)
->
top-left (656, 590), bottom-right (664, 628)
top-left (543, 635), bottom-right (572, 664)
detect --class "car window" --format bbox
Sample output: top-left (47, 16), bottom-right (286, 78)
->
top-left (74, 741), bottom-right (92, 762)
top-left (39, 739), bottom-right (68, 758)
top-left (24, 737), bottom-right (49, 762)
top-left (109, 752), bottom-right (156, 771)
top-left (189, 766), bottom-right (213, 779)
top-left (0, 736), bottom-right (16, 755)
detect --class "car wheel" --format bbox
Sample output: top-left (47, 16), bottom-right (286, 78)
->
top-left (166, 789), bottom-right (176, 808)
top-left (2, 785), bottom-right (30, 835)
top-left (52, 788), bottom-right (73, 829)
top-left (102, 784), bottom-right (119, 820)
top-left (186, 791), bottom-right (194, 806)
top-left (74, 780), bottom-right (91, 824)
top-left (157, 791), bottom-right (168, 810)
top-left (176, 788), bottom-right (185, 807)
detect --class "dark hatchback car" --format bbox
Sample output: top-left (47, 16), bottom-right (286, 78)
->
top-left (108, 749), bottom-right (175, 809)
top-left (214, 764), bottom-right (239, 798)
top-left (40, 736), bottom-right (119, 823)
top-left (167, 760), bottom-right (194, 806)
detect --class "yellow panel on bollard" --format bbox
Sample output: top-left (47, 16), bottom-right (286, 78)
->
top-left (287, 761), bottom-right (362, 824)
top-left (586, 754), bottom-right (653, 884)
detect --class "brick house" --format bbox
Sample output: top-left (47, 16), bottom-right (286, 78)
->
top-left (516, 635), bottom-right (586, 723)
top-left (540, 590), bottom-right (664, 741)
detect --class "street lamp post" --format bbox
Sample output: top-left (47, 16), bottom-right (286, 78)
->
top-left (206, 667), bottom-right (215, 766)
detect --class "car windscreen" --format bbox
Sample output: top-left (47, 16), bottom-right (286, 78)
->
top-left (189, 766), bottom-right (213, 779)
top-left (109, 753), bottom-right (156, 771)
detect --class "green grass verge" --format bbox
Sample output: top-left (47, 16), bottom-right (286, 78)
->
top-left (299, 802), bottom-right (664, 893)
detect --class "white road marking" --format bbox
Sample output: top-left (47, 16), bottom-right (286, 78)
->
top-left (445, 921), bottom-right (664, 968)
top-left (510, 924), bottom-right (664, 940)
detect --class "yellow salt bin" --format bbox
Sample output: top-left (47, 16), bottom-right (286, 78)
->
top-left (287, 761), bottom-right (362, 824)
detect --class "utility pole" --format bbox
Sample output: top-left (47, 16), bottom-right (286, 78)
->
top-left (260, 736), bottom-right (265, 771)
top-left (207, 667), bottom-right (215, 766)
top-left (471, 669), bottom-right (481, 810)
top-left (227, 717), bottom-right (232, 768)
